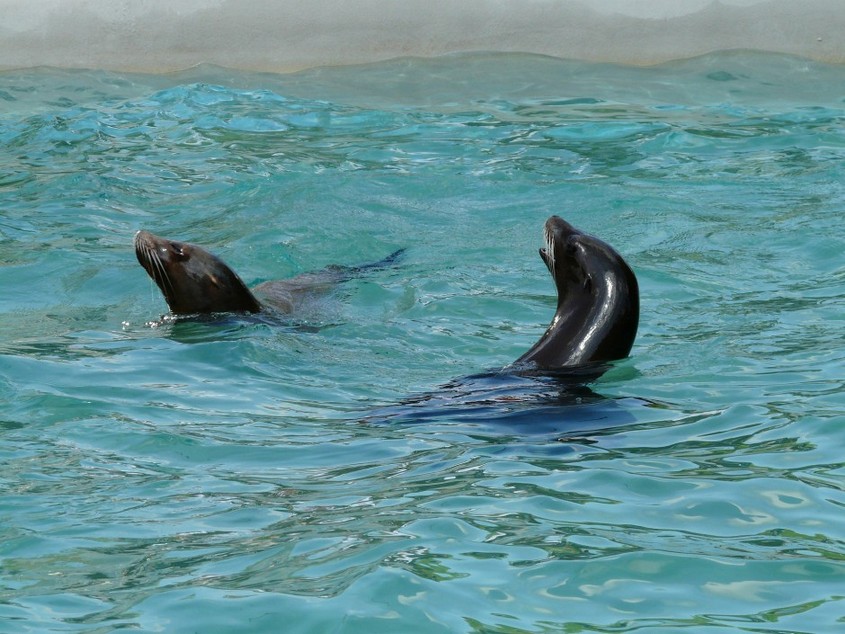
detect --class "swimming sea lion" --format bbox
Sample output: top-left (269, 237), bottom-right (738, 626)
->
top-left (134, 230), bottom-right (403, 316)
top-left (366, 215), bottom-right (639, 425)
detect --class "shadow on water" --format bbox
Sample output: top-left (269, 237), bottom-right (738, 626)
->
top-left (363, 364), bottom-right (659, 442)
top-left (161, 312), bottom-right (330, 344)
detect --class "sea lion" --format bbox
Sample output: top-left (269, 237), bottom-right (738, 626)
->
top-left (510, 215), bottom-right (639, 371)
top-left (134, 230), bottom-right (403, 316)
top-left (366, 215), bottom-right (640, 426)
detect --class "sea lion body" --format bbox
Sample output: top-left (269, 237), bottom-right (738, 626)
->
top-left (367, 215), bottom-right (640, 425)
top-left (511, 215), bottom-right (639, 371)
top-left (134, 230), bottom-right (401, 316)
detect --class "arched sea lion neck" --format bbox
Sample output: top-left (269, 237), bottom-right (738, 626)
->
top-left (512, 215), bottom-right (639, 371)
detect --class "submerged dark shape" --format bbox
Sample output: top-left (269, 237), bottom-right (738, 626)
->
top-left (134, 230), bottom-right (403, 316)
top-left (367, 215), bottom-right (640, 428)
top-left (364, 368), bottom-right (651, 439)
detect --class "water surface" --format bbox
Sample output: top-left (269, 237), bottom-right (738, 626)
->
top-left (1, 52), bottom-right (844, 632)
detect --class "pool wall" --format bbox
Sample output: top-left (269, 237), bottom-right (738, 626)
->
top-left (1, 0), bottom-right (843, 72)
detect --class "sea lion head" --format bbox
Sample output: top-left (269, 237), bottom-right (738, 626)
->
top-left (134, 230), bottom-right (261, 315)
top-left (515, 215), bottom-right (639, 371)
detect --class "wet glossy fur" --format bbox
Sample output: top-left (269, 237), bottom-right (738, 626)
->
top-left (135, 230), bottom-right (260, 315)
top-left (512, 215), bottom-right (639, 371)
top-left (135, 230), bottom-right (404, 316)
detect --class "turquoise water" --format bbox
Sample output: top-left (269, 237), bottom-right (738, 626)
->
top-left (2, 52), bottom-right (844, 632)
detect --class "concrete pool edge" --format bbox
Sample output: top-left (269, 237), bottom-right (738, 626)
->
top-left (1, 0), bottom-right (843, 73)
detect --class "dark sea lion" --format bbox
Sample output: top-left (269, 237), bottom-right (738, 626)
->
top-left (134, 230), bottom-right (403, 316)
top-left (367, 215), bottom-right (640, 427)
top-left (510, 215), bottom-right (639, 372)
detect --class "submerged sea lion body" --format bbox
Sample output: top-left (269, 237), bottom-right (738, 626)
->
top-left (134, 230), bottom-right (402, 316)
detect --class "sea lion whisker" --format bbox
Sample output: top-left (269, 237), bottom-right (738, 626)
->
top-left (544, 227), bottom-right (556, 281)
top-left (142, 246), bottom-right (158, 283)
top-left (156, 253), bottom-right (176, 298)
top-left (147, 246), bottom-right (175, 298)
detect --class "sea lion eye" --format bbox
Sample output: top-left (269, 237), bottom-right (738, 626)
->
top-left (168, 242), bottom-right (188, 260)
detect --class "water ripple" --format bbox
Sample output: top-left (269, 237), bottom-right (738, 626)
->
top-left (2, 52), bottom-right (845, 633)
